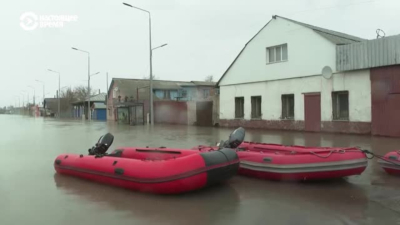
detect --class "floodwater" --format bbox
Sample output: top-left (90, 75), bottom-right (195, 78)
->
top-left (1, 115), bottom-right (400, 225)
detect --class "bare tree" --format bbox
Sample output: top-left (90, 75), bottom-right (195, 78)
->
top-left (59, 88), bottom-right (77, 112)
top-left (73, 85), bottom-right (96, 101)
top-left (143, 74), bottom-right (158, 80)
top-left (204, 75), bottom-right (214, 82)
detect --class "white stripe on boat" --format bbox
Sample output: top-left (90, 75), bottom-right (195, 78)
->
top-left (377, 160), bottom-right (400, 170)
top-left (240, 158), bottom-right (368, 173)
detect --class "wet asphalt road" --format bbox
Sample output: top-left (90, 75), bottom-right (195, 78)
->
top-left (1, 115), bottom-right (400, 225)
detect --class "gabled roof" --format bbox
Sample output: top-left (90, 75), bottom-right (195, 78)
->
top-left (278, 16), bottom-right (365, 44)
top-left (89, 93), bottom-right (107, 102)
top-left (275, 16), bottom-right (366, 44)
top-left (190, 81), bottom-right (216, 86)
top-left (216, 15), bottom-right (366, 86)
top-left (72, 93), bottom-right (107, 104)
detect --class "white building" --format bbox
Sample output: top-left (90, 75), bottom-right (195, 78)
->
top-left (217, 15), bottom-right (372, 134)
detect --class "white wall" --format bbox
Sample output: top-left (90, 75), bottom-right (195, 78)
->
top-left (219, 70), bottom-right (371, 122)
top-left (219, 17), bottom-right (337, 86)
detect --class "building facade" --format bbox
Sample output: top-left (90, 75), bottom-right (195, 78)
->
top-left (336, 34), bottom-right (400, 137)
top-left (217, 15), bottom-right (373, 134)
top-left (106, 78), bottom-right (218, 125)
top-left (72, 93), bottom-right (107, 121)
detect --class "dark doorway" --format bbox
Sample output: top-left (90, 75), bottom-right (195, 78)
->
top-left (304, 93), bottom-right (321, 132)
top-left (196, 101), bottom-right (213, 126)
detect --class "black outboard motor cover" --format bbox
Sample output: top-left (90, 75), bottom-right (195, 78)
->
top-left (88, 133), bottom-right (114, 156)
top-left (228, 127), bottom-right (245, 148)
top-left (219, 127), bottom-right (245, 149)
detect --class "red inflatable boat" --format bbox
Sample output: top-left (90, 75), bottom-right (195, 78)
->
top-left (54, 134), bottom-right (239, 194)
top-left (194, 128), bottom-right (368, 181)
top-left (378, 150), bottom-right (400, 175)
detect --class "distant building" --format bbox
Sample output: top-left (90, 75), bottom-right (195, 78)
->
top-left (43, 98), bottom-right (58, 117)
top-left (217, 15), bottom-right (400, 136)
top-left (72, 93), bottom-right (107, 121)
top-left (107, 78), bottom-right (218, 125)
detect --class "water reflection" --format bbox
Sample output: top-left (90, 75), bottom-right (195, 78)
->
top-left (2, 115), bottom-right (400, 225)
top-left (53, 174), bottom-right (240, 225)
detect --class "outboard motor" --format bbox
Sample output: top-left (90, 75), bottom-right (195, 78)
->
top-left (88, 133), bottom-right (114, 156)
top-left (218, 127), bottom-right (245, 149)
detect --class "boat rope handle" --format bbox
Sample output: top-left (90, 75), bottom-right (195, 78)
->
top-left (309, 149), bottom-right (346, 158)
top-left (360, 149), bottom-right (400, 166)
top-left (309, 150), bottom-right (334, 158)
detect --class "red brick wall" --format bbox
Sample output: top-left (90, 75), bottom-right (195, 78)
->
top-left (321, 121), bottom-right (371, 134)
top-left (220, 119), bottom-right (305, 131)
top-left (371, 65), bottom-right (400, 137)
top-left (220, 119), bottom-right (371, 134)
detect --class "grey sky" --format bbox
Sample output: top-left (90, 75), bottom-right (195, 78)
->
top-left (1, 0), bottom-right (399, 106)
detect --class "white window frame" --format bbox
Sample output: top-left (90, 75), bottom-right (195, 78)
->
top-left (266, 44), bottom-right (288, 64)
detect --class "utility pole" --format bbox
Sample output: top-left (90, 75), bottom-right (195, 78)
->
top-left (72, 47), bottom-right (91, 121)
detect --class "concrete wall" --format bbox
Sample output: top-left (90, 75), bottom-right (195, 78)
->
top-left (179, 86), bottom-right (216, 101)
top-left (220, 70), bottom-right (371, 133)
top-left (219, 17), bottom-right (337, 86)
top-left (187, 101), bottom-right (197, 125)
top-left (107, 82), bottom-right (117, 121)
top-left (154, 101), bottom-right (188, 125)
top-left (213, 95), bottom-right (220, 126)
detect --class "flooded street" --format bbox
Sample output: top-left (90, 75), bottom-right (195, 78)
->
top-left (1, 115), bottom-right (400, 225)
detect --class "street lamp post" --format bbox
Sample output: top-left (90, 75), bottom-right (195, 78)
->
top-left (91, 72), bottom-right (100, 77)
top-left (28, 86), bottom-right (35, 105)
top-left (14, 96), bottom-right (20, 114)
top-left (20, 91), bottom-right (26, 115)
top-left (72, 47), bottom-right (91, 121)
top-left (14, 96), bottom-right (20, 108)
top-left (123, 3), bottom-right (168, 125)
top-left (106, 72), bottom-right (109, 106)
top-left (48, 69), bottom-right (61, 118)
top-left (36, 80), bottom-right (45, 106)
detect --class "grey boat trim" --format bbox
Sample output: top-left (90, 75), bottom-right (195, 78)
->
top-left (378, 160), bottom-right (400, 170)
top-left (240, 158), bottom-right (368, 173)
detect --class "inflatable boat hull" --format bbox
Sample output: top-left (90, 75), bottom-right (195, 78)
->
top-left (378, 151), bottom-right (400, 176)
top-left (54, 148), bottom-right (239, 194)
top-left (194, 142), bottom-right (367, 181)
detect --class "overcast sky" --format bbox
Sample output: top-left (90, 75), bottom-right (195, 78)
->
top-left (1, 0), bottom-right (400, 106)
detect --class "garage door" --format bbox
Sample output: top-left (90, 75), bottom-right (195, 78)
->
top-left (96, 109), bottom-right (107, 121)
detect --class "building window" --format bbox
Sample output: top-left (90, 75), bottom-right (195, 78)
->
top-left (281, 94), bottom-right (294, 119)
top-left (251, 96), bottom-right (262, 119)
top-left (163, 90), bottom-right (171, 99)
top-left (235, 97), bottom-right (244, 118)
top-left (332, 91), bottom-right (349, 120)
top-left (203, 89), bottom-right (210, 98)
top-left (267, 44), bottom-right (288, 63)
top-left (181, 89), bottom-right (187, 98)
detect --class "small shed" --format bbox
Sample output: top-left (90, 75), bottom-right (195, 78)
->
top-left (72, 93), bottom-right (107, 121)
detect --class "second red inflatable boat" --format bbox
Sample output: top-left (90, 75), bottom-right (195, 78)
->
top-left (54, 134), bottom-right (239, 194)
top-left (378, 150), bottom-right (400, 175)
top-left (195, 128), bottom-right (368, 181)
